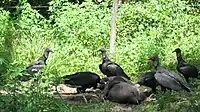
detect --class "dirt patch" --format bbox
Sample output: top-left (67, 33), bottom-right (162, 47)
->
top-left (111, 104), bottom-right (141, 112)
top-left (110, 97), bottom-right (156, 112)
top-left (53, 84), bottom-right (104, 103)
top-left (52, 84), bottom-right (156, 112)
top-left (53, 84), bottom-right (156, 104)
top-left (53, 84), bottom-right (77, 94)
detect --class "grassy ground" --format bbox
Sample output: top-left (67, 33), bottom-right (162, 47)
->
top-left (0, 91), bottom-right (146, 112)
top-left (1, 79), bottom-right (200, 112)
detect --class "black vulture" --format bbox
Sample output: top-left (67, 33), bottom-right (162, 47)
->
top-left (19, 48), bottom-right (53, 81)
top-left (62, 72), bottom-right (101, 93)
top-left (102, 77), bottom-right (153, 104)
top-left (148, 55), bottom-right (191, 92)
top-left (173, 48), bottom-right (199, 83)
top-left (137, 72), bottom-right (159, 93)
top-left (26, 48), bottom-right (53, 75)
top-left (98, 47), bottom-right (130, 80)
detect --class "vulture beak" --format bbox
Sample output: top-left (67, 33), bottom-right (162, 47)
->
top-left (148, 57), bottom-right (152, 61)
top-left (172, 50), bottom-right (175, 53)
top-left (45, 48), bottom-right (53, 53)
top-left (50, 50), bottom-right (54, 53)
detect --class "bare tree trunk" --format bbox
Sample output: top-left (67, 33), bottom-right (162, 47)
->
top-left (109, 0), bottom-right (119, 57)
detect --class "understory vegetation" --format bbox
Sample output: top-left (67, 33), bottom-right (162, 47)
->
top-left (0, 0), bottom-right (200, 111)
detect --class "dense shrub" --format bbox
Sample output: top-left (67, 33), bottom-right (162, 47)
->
top-left (0, 9), bottom-right (15, 85)
top-left (116, 0), bottom-right (200, 78)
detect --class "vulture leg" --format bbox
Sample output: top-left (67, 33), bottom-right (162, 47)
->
top-left (184, 76), bottom-right (189, 83)
top-left (93, 83), bottom-right (98, 89)
top-left (161, 86), bottom-right (167, 93)
top-left (77, 87), bottom-right (86, 93)
top-left (152, 87), bottom-right (157, 94)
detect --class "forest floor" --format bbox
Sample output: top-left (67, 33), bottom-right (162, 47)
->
top-left (52, 84), bottom-right (154, 112)
top-left (0, 83), bottom-right (156, 112)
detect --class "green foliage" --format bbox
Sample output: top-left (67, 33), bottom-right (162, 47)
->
top-left (116, 0), bottom-right (200, 78)
top-left (0, 9), bottom-right (15, 85)
top-left (47, 1), bottom-right (111, 76)
top-left (141, 82), bottom-right (200, 112)
top-left (0, 92), bottom-right (113, 112)
top-left (0, 0), bottom-right (18, 6)
top-left (0, 0), bottom-right (200, 111)
top-left (0, 0), bottom-right (51, 6)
